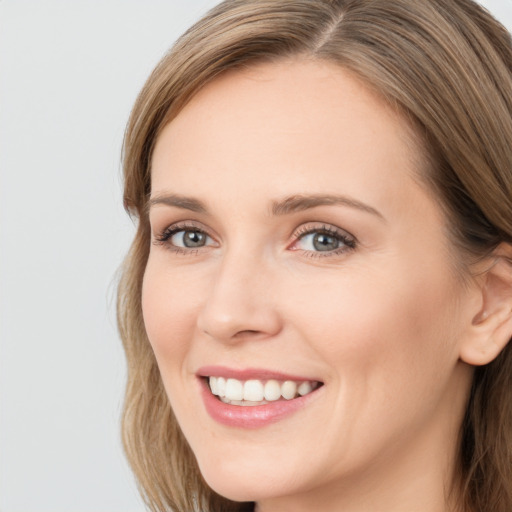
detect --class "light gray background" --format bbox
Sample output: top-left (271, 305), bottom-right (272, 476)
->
top-left (1, 1), bottom-right (511, 511)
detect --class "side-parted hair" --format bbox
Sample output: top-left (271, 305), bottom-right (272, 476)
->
top-left (118, 1), bottom-right (512, 511)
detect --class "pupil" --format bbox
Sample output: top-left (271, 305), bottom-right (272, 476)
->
top-left (313, 233), bottom-right (339, 251)
top-left (184, 231), bottom-right (205, 247)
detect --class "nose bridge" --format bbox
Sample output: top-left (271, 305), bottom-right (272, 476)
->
top-left (197, 246), bottom-right (281, 342)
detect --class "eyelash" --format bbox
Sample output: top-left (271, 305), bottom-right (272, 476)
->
top-left (153, 222), bottom-right (357, 258)
top-left (291, 224), bottom-right (356, 258)
top-left (153, 222), bottom-right (212, 254)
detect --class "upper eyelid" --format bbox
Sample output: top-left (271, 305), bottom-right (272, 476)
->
top-left (157, 222), bottom-right (353, 236)
top-left (293, 222), bottom-right (356, 241)
top-left (152, 219), bottom-right (357, 248)
top-left (153, 223), bottom-right (218, 252)
top-left (289, 223), bottom-right (358, 254)
top-left (154, 220), bottom-right (212, 237)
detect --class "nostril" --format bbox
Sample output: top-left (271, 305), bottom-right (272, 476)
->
top-left (233, 329), bottom-right (264, 339)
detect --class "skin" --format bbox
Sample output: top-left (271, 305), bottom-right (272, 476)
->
top-left (143, 59), bottom-right (484, 512)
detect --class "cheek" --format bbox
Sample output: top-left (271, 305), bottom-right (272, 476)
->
top-left (141, 258), bottom-right (205, 362)
top-left (279, 261), bottom-right (466, 465)
top-left (285, 258), bottom-right (462, 388)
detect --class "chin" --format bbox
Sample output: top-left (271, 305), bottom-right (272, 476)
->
top-left (195, 450), bottom-right (302, 503)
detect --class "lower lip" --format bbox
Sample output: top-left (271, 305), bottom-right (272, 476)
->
top-left (199, 379), bottom-right (321, 429)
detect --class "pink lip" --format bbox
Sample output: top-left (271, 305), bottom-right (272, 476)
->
top-left (196, 366), bottom-right (323, 429)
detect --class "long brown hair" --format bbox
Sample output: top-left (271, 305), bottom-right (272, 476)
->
top-left (118, 1), bottom-right (512, 510)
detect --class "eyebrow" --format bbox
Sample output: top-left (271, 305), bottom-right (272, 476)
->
top-left (271, 194), bottom-right (385, 220)
top-left (148, 193), bottom-right (208, 214)
top-left (148, 192), bottom-right (384, 220)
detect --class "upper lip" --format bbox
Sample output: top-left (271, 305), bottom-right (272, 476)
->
top-left (196, 365), bottom-right (323, 383)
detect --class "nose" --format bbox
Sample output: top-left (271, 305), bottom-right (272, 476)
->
top-left (196, 252), bottom-right (282, 343)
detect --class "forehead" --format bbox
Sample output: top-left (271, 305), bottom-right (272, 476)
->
top-left (151, 59), bottom-right (426, 213)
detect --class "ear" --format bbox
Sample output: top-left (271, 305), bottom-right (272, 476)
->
top-left (459, 244), bottom-right (512, 366)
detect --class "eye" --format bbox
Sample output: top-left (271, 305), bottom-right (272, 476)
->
top-left (291, 224), bottom-right (356, 256)
top-left (298, 232), bottom-right (341, 252)
top-left (170, 229), bottom-right (211, 248)
top-left (154, 223), bottom-right (217, 252)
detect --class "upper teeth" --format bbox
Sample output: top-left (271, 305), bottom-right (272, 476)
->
top-left (208, 376), bottom-right (319, 403)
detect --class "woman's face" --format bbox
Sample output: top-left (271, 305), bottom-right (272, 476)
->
top-left (144, 60), bottom-right (477, 509)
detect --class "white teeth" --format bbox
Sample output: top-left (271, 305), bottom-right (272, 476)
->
top-left (243, 380), bottom-right (264, 401)
top-left (225, 378), bottom-right (244, 401)
top-left (217, 377), bottom-right (226, 396)
top-left (281, 380), bottom-right (297, 400)
top-left (208, 376), bottom-right (320, 404)
top-left (209, 376), bottom-right (219, 395)
top-left (264, 379), bottom-right (281, 401)
top-left (298, 381), bottom-right (313, 396)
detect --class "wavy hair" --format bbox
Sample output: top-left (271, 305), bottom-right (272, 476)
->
top-left (118, 1), bottom-right (512, 510)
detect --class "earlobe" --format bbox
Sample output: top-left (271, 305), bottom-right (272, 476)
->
top-left (459, 247), bottom-right (512, 367)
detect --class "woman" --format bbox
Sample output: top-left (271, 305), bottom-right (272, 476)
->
top-left (118, 1), bottom-right (512, 511)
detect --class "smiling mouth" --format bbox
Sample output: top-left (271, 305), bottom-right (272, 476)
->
top-left (207, 376), bottom-right (323, 406)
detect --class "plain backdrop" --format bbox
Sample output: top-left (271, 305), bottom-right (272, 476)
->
top-left (1, 1), bottom-right (512, 511)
